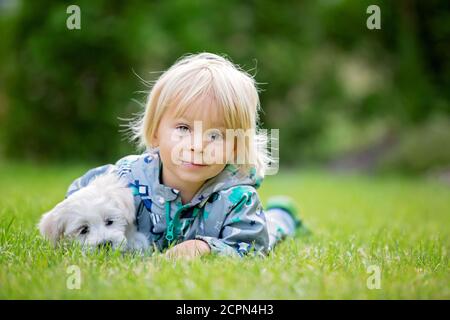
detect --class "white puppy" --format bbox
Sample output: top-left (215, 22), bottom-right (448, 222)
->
top-left (39, 173), bottom-right (149, 252)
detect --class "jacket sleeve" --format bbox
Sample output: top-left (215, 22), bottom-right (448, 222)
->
top-left (195, 186), bottom-right (270, 257)
top-left (66, 164), bottom-right (116, 198)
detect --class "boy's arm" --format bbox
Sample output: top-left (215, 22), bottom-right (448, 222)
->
top-left (66, 164), bottom-right (116, 198)
top-left (66, 154), bottom-right (140, 197)
top-left (165, 239), bottom-right (211, 260)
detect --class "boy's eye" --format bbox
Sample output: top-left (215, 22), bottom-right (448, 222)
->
top-left (206, 130), bottom-right (224, 141)
top-left (175, 125), bottom-right (190, 135)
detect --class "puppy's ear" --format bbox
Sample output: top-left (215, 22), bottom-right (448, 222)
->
top-left (113, 187), bottom-right (136, 226)
top-left (38, 203), bottom-right (68, 244)
top-left (90, 173), bottom-right (136, 226)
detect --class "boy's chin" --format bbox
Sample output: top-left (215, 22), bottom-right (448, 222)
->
top-left (175, 170), bottom-right (214, 185)
top-left (176, 171), bottom-right (209, 184)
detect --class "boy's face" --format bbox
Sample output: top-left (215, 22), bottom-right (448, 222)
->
top-left (152, 96), bottom-right (235, 190)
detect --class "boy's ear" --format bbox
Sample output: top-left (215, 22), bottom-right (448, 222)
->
top-left (149, 130), bottom-right (159, 147)
top-left (232, 137), bottom-right (238, 162)
top-left (153, 135), bottom-right (159, 147)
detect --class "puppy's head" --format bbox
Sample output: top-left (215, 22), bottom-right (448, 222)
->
top-left (39, 173), bottom-right (135, 250)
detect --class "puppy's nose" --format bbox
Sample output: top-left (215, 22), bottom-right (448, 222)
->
top-left (97, 240), bottom-right (113, 249)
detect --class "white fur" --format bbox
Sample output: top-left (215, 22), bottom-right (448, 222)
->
top-left (38, 173), bottom-right (149, 252)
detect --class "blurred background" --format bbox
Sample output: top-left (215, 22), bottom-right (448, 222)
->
top-left (0, 0), bottom-right (448, 178)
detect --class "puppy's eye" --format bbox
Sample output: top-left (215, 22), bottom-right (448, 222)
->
top-left (79, 226), bottom-right (89, 235)
top-left (105, 219), bottom-right (114, 226)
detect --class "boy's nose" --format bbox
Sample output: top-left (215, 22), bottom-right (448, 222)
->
top-left (190, 143), bottom-right (204, 153)
top-left (188, 148), bottom-right (204, 164)
top-left (190, 134), bottom-right (205, 152)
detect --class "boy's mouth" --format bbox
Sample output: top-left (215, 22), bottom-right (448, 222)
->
top-left (181, 160), bottom-right (209, 168)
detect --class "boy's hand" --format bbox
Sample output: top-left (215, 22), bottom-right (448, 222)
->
top-left (165, 239), bottom-right (211, 260)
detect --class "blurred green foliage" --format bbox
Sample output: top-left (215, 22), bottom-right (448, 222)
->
top-left (0, 0), bottom-right (448, 172)
top-left (378, 117), bottom-right (450, 174)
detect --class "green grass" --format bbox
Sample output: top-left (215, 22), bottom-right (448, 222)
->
top-left (0, 161), bottom-right (449, 299)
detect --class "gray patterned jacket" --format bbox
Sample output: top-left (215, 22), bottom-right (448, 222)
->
top-left (66, 151), bottom-right (269, 257)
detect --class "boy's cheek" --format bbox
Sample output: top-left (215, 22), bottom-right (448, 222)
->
top-left (160, 138), bottom-right (185, 165)
top-left (203, 141), bottom-right (235, 165)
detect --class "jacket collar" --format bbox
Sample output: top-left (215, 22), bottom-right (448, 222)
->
top-left (131, 150), bottom-right (262, 208)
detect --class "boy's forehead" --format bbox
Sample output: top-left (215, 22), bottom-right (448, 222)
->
top-left (169, 96), bottom-right (226, 127)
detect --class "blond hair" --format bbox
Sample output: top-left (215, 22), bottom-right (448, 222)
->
top-left (129, 52), bottom-right (272, 178)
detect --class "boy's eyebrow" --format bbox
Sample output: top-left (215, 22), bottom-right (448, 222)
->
top-left (176, 117), bottom-right (226, 129)
top-left (175, 117), bottom-right (195, 126)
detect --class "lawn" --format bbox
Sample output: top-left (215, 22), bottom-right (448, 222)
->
top-left (0, 161), bottom-right (448, 299)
